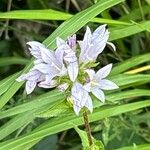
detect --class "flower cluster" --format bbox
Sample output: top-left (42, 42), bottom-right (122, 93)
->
top-left (17, 25), bottom-right (119, 115)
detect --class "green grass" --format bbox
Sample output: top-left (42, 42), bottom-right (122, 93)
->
top-left (0, 0), bottom-right (150, 149)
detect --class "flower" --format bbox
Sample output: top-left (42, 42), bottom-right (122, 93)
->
top-left (16, 24), bottom-right (119, 115)
top-left (79, 25), bottom-right (115, 64)
top-left (32, 45), bottom-right (67, 79)
top-left (56, 36), bottom-right (78, 82)
top-left (84, 63), bottom-right (119, 103)
top-left (71, 82), bottom-right (93, 115)
top-left (27, 41), bottom-right (45, 64)
top-left (17, 41), bottom-right (67, 94)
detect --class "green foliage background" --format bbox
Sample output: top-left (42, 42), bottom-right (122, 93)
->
top-left (0, 0), bottom-right (150, 149)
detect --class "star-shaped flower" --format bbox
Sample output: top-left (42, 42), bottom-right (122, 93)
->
top-left (16, 69), bottom-right (57, 94)
top-left (16, 24), bottom-right (119, 116)
top-left (71, 82), bottom-right (93, 115)
top-left (17, 41), bottom-right (67, 94)
top-left (84, 64), bottom-right (119, 103)
top-left (79, 25), bottom-right (115, 64)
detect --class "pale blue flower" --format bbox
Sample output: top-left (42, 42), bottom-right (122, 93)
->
top-left (56, 36), bottom-right (78, 82)
top-left (71, 82), bottom-right (93, 115)
top-left (84, 64), bottom-right (119, 103)
top-left (16, 69), bottom-right (58, 94)
top-left (17, 41), bottom-right (67, 94)
top-left (32, 46), bottom-right (67, 77)
top-left (27, 41), bottom-right (45, 64)
top-left (79, 25), bottom-right (115, 63)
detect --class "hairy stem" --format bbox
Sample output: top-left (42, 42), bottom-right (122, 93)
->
top-left (83, 110), bottom-right (93, 146)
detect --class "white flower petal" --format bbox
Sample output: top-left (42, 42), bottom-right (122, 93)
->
top-left (83, 26), bottom-right (92, 44)
top-left (79, 26), bottom-right (92, 63)
top-left (16, 70), bottom-right (42, 82)
top-left (71, 82), bottom-right (89, 114)
top-left (24, 70), bottom-right (42, 81)
top-left (29, 48), bottom-right (41, 59)
top-left (40, 47), bottom-right (56, 64)
top-left (56, 37), bottom-right (71, 52)
top-left (72, 100), bottom-right (81, 116)
top-left (27, 41), bottom-right (45, 48)
top-left (79, 25), bottom-right (111, 63)
top-left (57, 83), bottom-right (69, 92)
top-left (92, 24), bottom-right (107, 40)
top-left (87, 34), bottom-right (109, 61)
top-left (85, 69), bottom-right (95, 81)
top-left (32, 64), bottom-right (51, 74)
top-left (38, 80), bottom-right (57, 89)
top-left (91, 87), bottom-right (105, 103)
top-left (107, 42), bottom-right (116, 51)
top-left (85, 95), bottom-right (93, 113)
top-left (34, 59), bottom-right (43, 65)
top-left (67, 61), bottom-right (78, 82)
top-left (32, 64), bottom-right (60, 78)
top-left (25, 80), bottom-right (36, 94)
top-left (27, 41), bottom-right (45, 59)
top-left (55, 47), bottom-right (65, 65)
top-left (64, 51), bottom-right (77, 62)
top-left (58, 65), bottom-right (67, 76)
top-left (96, 63), bottom-right (112, 80)
top-left (99, 79), bottom-right (119, 90)
top-left (83, 83), bottom-right (91, 92)
top-left (56, 37), bottom-right (66, 47)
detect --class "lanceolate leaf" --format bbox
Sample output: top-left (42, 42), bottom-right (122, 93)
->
top-left (0, 72), bottom-right (20, 96)
top-left (111, 53), bottom-right (150, 75)
top-left (43, 0), bottom-right (125, 49)
top-left (115, 144), bottom-right (150, 150)
top-left (0, 112), bottom-right (35, 141)
top-left (0, 90), bottom-right (64, 119)
top-left (109, 21), bottom-right (150, 41)
top-left (0, 9), bottom-right (130, 26)
top-left (0, 100), bottom-right (149, 150)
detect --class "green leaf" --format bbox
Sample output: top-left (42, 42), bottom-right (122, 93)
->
top-left (74, 126), bottom-right (104, 150)
top-left (74, 126), bottom-right (89, 148)
top-left (0, 72), bottom-right (20, 96)
top-left (0, 90), bottom-right (64, 119)
top-left (115, 144), bottom-right (150, 150)
top-left (119, 5), bottom-right (150, 21)
top-left (0, 112), bottom-right (35, 141)
top-left (0, 100), bottom-right (149, 150)
top-left (0, 9), bottom-right (72, 20)
top-left (109, 74), bottom-right (150, 87)
top-left (89, 139), bottom-right (104, 150)
top-left (0, 88), bottom-right (149, 142)
top-left (111, 53), bottom-right (150, 75)
top-left (0, 9), bottom-right (130, 26)
top-left (109, 21), bottom-right (150, 41)
top-left (0, 57), bottom-right (29, 67)
top-left (43, 0), bottom-right (125, 49)
top-left (36, 101), bottom-right (71, 118)
top-left (0, 62), bottom-right (33, 109)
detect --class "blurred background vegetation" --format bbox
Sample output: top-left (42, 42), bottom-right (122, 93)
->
top-left (0, 0), bottom-right (150, 150)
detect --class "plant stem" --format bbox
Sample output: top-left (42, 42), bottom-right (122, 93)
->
top-left (83, 110), bottom-right (93, 146)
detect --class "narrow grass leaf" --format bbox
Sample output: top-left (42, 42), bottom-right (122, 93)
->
top-left (0, 100), bottom-right (149, 150)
